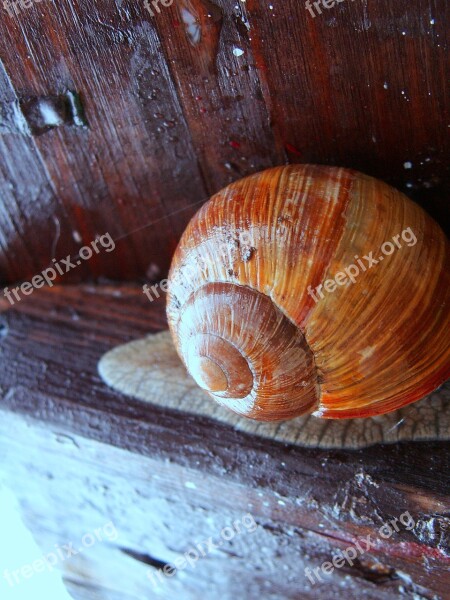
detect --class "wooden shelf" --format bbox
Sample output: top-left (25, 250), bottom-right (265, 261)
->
top-left (0, 285), bottom-right (448, 599)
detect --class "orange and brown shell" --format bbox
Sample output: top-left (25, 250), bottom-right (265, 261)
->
top-left (166, 165), bottom-right (450, 421)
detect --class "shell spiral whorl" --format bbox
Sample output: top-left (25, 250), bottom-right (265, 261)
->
top-left (176, 282), bottom-right (318, 420)
top-left (167, 165), bottom-right (450, 421)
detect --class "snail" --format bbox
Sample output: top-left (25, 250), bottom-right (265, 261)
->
top-left (99, 331), bottom-right (449, 449)
top-left (165, 165), bottom-right (450, 421)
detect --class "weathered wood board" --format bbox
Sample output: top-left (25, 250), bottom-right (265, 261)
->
top-left (0, 284), bottom-right (449, 599)
top-left (1, 0), bottom-right (449, 285)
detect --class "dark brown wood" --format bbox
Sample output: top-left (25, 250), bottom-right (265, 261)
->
top-left (0, 1), bottom-right (208, 284)
top-left (0, 285), bottom-right (448, 599)
top-left (247, 0), bottom-right (449, 220)
top-left (152, 0), bottom-right (285, 191)
top-left (0, 0), bottom-right (448, 286)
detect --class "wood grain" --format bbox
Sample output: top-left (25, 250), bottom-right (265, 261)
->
top-left (0, 284), bottom-right (449, 598)
top-left (0, 0), bottom-right (448, 285)
top-left (0, 0), bottom-right (207, 284)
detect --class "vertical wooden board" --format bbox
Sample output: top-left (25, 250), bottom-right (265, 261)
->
top-left (151, 0), bottom-right (286, 192)
top-left (0, 0), bottom-right (208, 282)
top-left (245, 0), bottom-right (449, 225)
top-left (0, 0), bottom-right (448, 283)
top-left (0, 63), bottom-right (65, 283)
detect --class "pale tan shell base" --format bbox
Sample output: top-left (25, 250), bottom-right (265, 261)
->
top-left (98, 331), bottom-right (449, 450)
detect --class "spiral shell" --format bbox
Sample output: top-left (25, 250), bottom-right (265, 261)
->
top-left (167, 165), bottom-right (450, 421)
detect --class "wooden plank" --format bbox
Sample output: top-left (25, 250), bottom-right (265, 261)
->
top-left (245, 0), bottom-right (449, 229)
top-left (0, 1), bottom-right (208, 283)
top-left (2, 409), bottom-right (447, 600)
top-left (1, 0), bottom-right (448, 285)
top-left (0, 284), bottom-right (448, 598)
top-left (0, 63), bottom-right (63, 281)
top-left (152, 0), bottom-right (285, 192)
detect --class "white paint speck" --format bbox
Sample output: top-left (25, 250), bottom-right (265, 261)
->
top-left (406, 182), bottom-right (413, 189)
top-left (180, 8), bottom-right (201, 45)
top-left (404, 161), bottom-right (413, 169)
top-left (277, 500), bottom-right (286, 506)
top-left (233, 47), bottom-right (244, 57)
top-left (72, 230), bottom-right (82, 243)
top-left (185, 482), bottom-right (196, 489)
top-left (383, 82), bottom-right (389, 89)
top-left (430, 19), bottom-right (435, 25)
top-left (39, 101), bottom-right (64, 127)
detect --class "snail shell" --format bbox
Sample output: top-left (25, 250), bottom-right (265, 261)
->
top-left (167, 165), bottom-right (450, 421)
